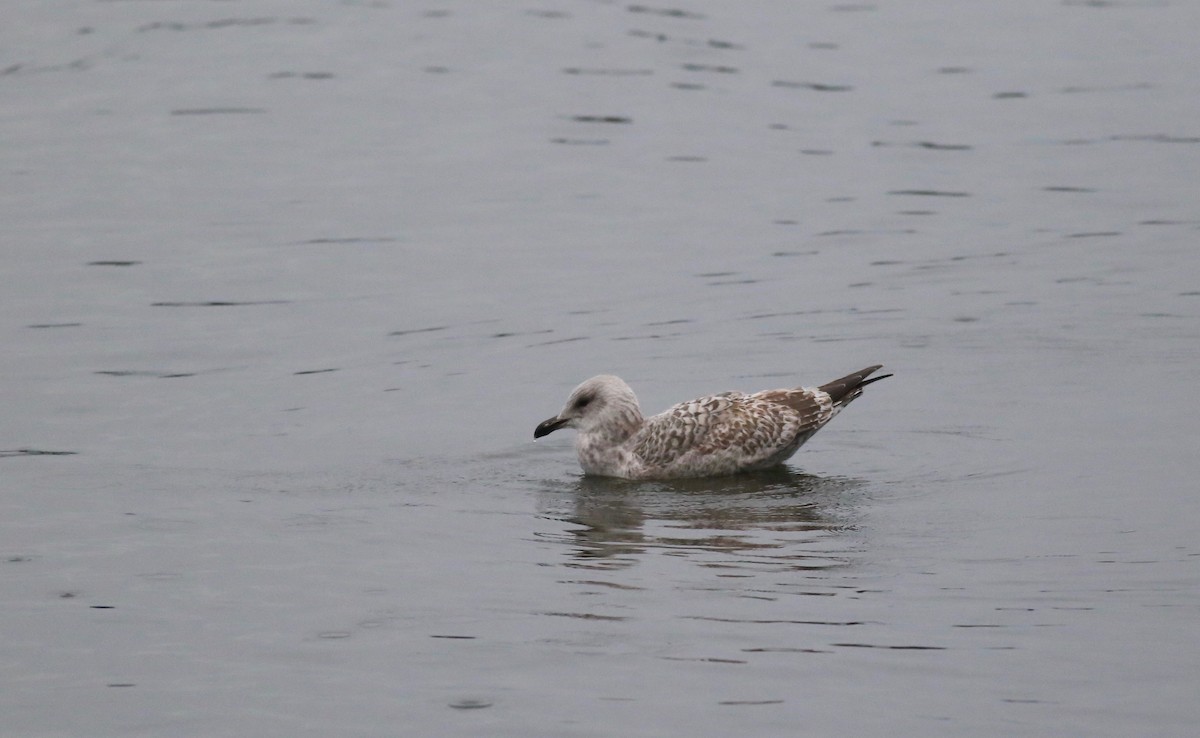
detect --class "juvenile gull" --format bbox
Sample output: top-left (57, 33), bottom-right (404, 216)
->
top-left (534, 366), bottom-right (890, 479)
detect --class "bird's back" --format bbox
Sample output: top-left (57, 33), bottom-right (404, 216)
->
top-left (628, 388), bottom-right (835, 478)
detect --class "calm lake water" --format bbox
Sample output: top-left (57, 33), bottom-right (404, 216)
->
top-left (3, 2), bottom-right (1199, 736)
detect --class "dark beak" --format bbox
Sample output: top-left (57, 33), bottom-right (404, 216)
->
top-left (534, 416), bottom-right (568, 439)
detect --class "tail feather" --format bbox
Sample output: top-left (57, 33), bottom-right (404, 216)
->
top-left (818, 365), bottom-right (892, 406)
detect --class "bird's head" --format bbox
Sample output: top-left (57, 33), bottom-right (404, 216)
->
top-left (534, 375), bottom-right (641, 439)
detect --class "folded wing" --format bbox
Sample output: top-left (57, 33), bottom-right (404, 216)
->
top-left (631, 389), bottom-right (836, 473)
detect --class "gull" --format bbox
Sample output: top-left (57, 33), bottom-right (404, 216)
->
top-left (534, 365), bottom-right (890, 479)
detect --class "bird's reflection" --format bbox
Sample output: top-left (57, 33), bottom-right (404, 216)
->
top-left (534, 467), bottom-right (866, 570)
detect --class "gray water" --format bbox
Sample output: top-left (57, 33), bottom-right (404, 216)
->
top-left (3, 2), bottom-right (1199, 736)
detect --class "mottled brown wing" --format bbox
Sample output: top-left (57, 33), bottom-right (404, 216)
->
top-left (750, 388), bottom-right (835, 435)
top-left (630, 394), bottom-right (735, 468)
top-left (632, 392), bottom-right (822, 469)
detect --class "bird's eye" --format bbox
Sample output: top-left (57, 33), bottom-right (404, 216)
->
top-left (576, 396), bottom-right (592, 409)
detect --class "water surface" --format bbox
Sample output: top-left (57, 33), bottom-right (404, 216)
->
top-left (3, 2), bottom-right (1198, 736)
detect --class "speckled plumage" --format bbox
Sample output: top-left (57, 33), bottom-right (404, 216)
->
top-left (533, 366), bottom-right (890, 479)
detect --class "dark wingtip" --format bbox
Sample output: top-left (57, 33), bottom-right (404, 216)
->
top-left (857, 373), bottom-right (893, 389)
top-left (819, 365), bottom-right (891, 404)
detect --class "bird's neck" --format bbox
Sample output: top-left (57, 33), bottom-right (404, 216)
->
top-left (576, 405), bottom-right (643, 451)
top-left (574, 418), bottom-right (640, 477)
